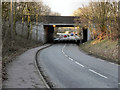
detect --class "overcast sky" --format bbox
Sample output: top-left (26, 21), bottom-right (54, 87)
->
top-left (42, 0), bottom-right (90, 16)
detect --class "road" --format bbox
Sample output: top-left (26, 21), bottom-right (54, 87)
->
top-left (37, 44), bottom-right (119, 88)
top-left (54, 35), bottom-right (81, 44)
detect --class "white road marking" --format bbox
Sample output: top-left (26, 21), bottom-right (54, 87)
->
top-left (75, 61), bottom-right (84, 67)
top-left (69, 58), bottom-right (73, 61)
top-left (62, 44), bottom-right (69, 58)
top-left (62, 44), bottom-right (110, 80)
top-left (62, 44), bottom-right (85, 68)
top-left (65, 55), bottom-right (68, 57)
top-left (100, 60), bottom-right (104, 62)
top-left (97, 58), bottom-right (105, 62)
top-left (62, 51), bottom-right (65, 54)
top-left (63, 44), bottom-right (66, 49)
top-left (68, 57), bottom-right (72, 60)
top-left (89, 69), bottom-right (108, 79)
top-left (110, 62), bottom-right (115, 64)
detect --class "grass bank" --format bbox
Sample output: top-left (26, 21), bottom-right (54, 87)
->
top-left (80, 39), bottom-right (119, 64)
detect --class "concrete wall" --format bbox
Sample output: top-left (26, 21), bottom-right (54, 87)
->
top-left (16, 22), bottom-right (45, 43)
top-left (16, 22), bottom-right (55, 43)
top-left (16, 22), bottom-right (28, 36)
top-left (87, 29), bottom-right (91, 41)
top-left (31, 23), bottom-right (45, 43)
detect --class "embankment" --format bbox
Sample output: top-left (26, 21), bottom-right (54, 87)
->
top-left (80, 39), bottom-right (119, 64)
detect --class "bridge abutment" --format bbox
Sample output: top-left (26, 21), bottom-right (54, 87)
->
top-left (44, 25), bottom-right (54, 43)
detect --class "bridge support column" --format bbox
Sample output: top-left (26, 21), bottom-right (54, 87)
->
top-left (82, 27), bottom-right (88, 43)
top-left (44, 26), bottom-right (54, 43)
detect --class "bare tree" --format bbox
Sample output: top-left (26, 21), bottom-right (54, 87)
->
top-left (73, 0), bottom-right (118, 40)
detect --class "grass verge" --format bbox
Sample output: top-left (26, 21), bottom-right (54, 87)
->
top-left (80, 39), bottom-right (119, 64)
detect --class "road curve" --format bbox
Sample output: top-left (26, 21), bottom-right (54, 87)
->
top-left (37, 44), bottom-right (119, 88)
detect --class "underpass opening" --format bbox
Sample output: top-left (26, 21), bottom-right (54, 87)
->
top-left (42, 16), bottom-right (85, 44)
top-left (41, 16), bottom-right (81, 44)
top-left (44, 24), bottom-right (81, 44)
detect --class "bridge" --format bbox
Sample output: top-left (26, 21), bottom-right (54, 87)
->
top-left (28, 15), bottom-right (89, 43)
top-left (37, 16), bottom-right (88, 43)
top-left (42, 16), bottom-right (80, 27)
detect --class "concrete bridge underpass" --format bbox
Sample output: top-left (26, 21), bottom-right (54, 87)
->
top-left (34, 16), bottom-right (90, 44)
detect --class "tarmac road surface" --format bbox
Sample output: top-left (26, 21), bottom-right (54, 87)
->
top-left (38, 44), bottom-right (119, 88)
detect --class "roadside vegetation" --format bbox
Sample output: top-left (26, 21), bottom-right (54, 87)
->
top-left (2, 1), bottom-right (60, 80)
top-left (80, 39), bottom-right (118, 64)
top-left (73, 0), bottom-right (119, 64)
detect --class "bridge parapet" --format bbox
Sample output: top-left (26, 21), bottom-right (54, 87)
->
top-left (41, 16), bottom-right (80, 24)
